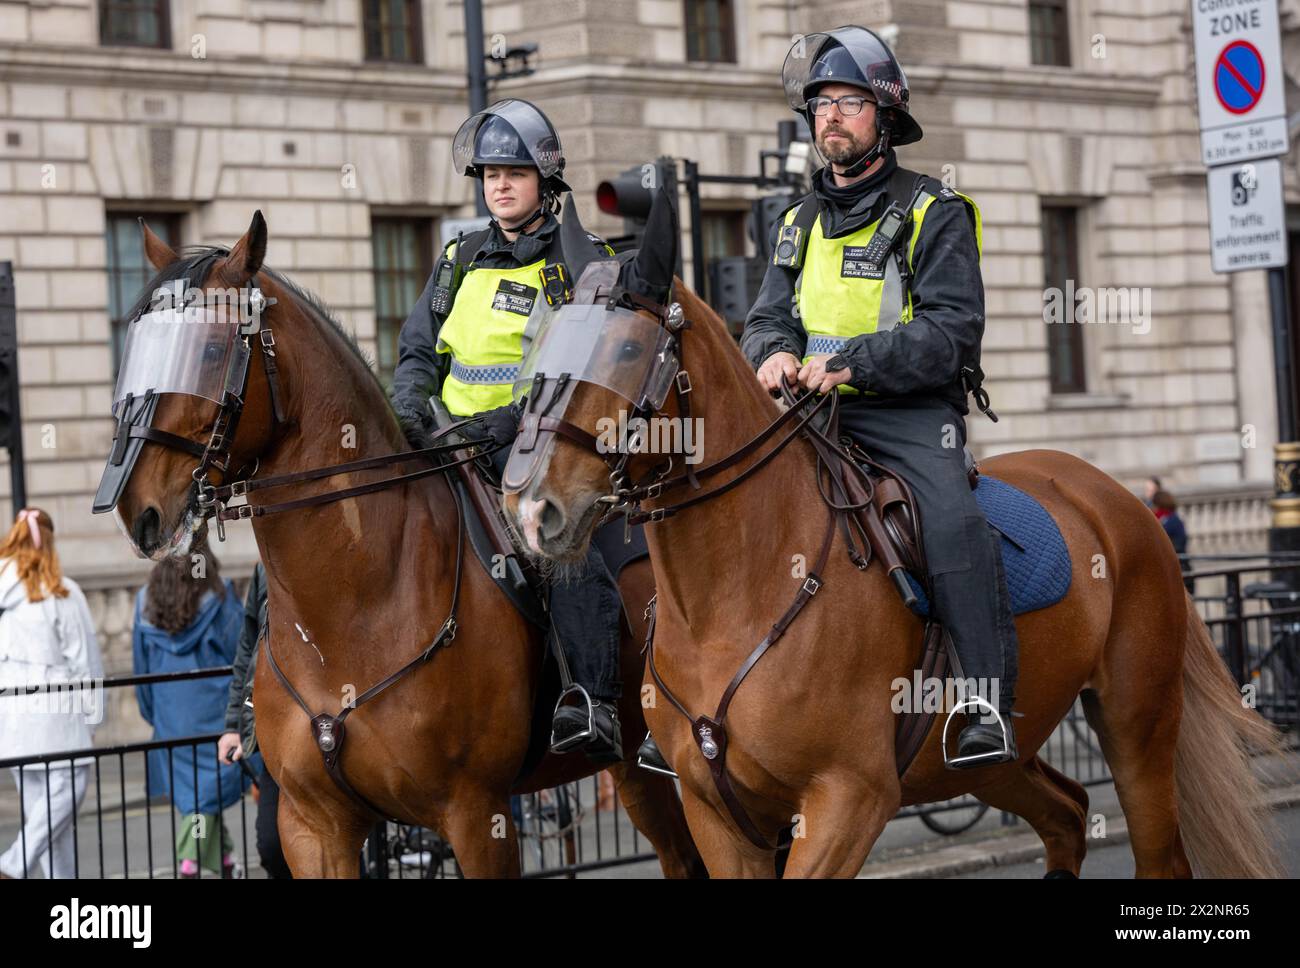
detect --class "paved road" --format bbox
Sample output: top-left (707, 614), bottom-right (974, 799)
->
top-left (955, 804), bottom-right (1300, 878)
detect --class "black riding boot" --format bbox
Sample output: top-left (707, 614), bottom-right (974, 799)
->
top-left (546, 547), bottom-right (625, 766)
top-left (948, 522), bottom-right (1020, 768)
top-left (636, 732), bottom-right (676, 776)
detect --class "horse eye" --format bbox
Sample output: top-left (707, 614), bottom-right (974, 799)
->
top-left (619, 340), bottom-right (642, 361)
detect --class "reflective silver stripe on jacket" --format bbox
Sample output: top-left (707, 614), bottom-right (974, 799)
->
top-left (449, 358), bottom-right (521, 384)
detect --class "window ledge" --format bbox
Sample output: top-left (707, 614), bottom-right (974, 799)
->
top-left (1046, 392), bottom-right (1131, 411)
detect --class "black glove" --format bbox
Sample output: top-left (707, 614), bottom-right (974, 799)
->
top-left (475, 404), bottom-right (521, 448)
top-left (400, 412), bottom-right (436, 450)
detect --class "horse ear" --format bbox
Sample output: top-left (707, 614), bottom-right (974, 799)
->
top-left (622, 183), bottom-right (677, 303)
top-left (216, 210), bottom-right (268, 287)
top-left (139, 218), bottom-right (179, 271)
top-left (559, 194), bottom-right (603, 285)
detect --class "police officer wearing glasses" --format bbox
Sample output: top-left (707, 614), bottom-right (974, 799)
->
top-left (742, 27), bottom-right (1020, 767)
top-left (391, 100), bottom-right (626, 764)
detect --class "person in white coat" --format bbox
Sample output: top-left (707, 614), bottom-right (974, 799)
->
top-left (0, 508), bottom-right (103, 879)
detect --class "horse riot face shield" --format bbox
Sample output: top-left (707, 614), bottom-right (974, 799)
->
top-left (501, 262), bottom-right (681, 496)
top-left (93, 301), bottom-right (255, 516)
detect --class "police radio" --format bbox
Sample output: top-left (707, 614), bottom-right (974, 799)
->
top-left (429, 258), bottom-right (457, 316)
top-left (859, 202), bottom-right (907, 268)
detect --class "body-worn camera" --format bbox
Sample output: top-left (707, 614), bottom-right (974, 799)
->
top-left (539, 263), bottom-right (571, 306)
top-left (772, 224), bottom-right (807, 268)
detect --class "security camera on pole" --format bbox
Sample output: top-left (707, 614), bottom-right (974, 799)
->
top-left (1191, 0), bottom-right (1297, 557)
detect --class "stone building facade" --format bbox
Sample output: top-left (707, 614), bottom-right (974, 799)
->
top-left (1, 0), bottom-right (1298, 708)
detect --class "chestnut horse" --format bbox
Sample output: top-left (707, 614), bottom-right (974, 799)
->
top-left (104, 213), bottom-right (703, 877)
top-left (502, 191), bottom-right (1284, 878)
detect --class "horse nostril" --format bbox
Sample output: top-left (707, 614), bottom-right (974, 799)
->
top-left (133, 506), bottom-right (161, 552)
top-left (539, 500), bottom-right (566, 541)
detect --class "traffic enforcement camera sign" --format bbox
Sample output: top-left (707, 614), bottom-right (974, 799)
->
top-left (1192, 0), bottom-right (1287, 165)
top-left (1207, 158), bottom-right (1287, 272)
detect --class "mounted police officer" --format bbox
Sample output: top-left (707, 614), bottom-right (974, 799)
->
top-left (742, 27), bottom-right (1020, 767)
top-left (391, 99), bottom-right (626, 764)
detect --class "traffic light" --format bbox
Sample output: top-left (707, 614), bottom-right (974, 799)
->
top-left (707, 255), bottom-right (768, 338)
top-left (596, 157), bottom-right (678, 250)
top-left (751, 191), bottom-right (797, 263)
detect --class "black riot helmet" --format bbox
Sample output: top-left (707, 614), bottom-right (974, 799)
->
top-left (452, 99), bottom-right (572, 196)
top-left (782, 27), bottom-right (923, 177)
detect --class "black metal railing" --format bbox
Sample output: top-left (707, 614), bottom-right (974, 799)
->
top-left (2, 557), bottom-right (1295, 878)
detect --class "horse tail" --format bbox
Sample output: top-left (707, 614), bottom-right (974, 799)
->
top-left (1174, 592), bottom-right (1285, 878)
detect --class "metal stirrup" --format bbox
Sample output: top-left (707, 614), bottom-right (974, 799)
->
top-left (941, 696), bottom-right (1012, 770)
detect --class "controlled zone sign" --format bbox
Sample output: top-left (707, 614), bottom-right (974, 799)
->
top-left (1192, 0), bottom-right (1287, 165)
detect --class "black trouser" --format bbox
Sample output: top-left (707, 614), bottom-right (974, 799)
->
top-left (480, 405), bottom-right (624, 704)
top-left (837, 397), bottom-right (1019, 717)
top-left (254, 765), bottom-right (293, 879)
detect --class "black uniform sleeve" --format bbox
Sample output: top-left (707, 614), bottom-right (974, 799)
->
top-left (838, 196), bottom-right (984, 396)
top-left (224, 563), bottom-right (265, 733)
top-left (391, 254), bottom-right (453, 435)
top-left (739, 216), bottom-right (806, 370)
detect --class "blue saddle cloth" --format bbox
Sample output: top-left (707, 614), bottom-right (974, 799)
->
top-left (906, 475), bottom-right (1071, 617)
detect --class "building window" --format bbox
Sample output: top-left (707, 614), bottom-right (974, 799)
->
top-left (371, 216), bottom-right (434, 387)
top-left (107, 211), bottom-right (182, 375)
top-left (362, 0), bottom-right (425, 65)
top-left (685, 0), bottom-right (736, 64)
top-left (1029, 0), bottom-right (1070, 67)
top-left (99, 0), bottom-right (171, 49)
top-left (1041, 204), bottom-right (1085, 394)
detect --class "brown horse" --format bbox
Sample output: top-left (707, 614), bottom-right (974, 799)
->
top-left (103, 213), bottom-right (703, 877)
top-left (501, 192), bottom-right (1285, 878)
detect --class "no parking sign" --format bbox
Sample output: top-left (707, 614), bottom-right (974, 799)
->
top-left (1193, 0), bottom-right (1287, 165)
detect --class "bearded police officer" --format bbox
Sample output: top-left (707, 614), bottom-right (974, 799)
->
top-left (391, 99), bottom-right (626, 764)
top-left (742, 27), bottom-right (1019, 767)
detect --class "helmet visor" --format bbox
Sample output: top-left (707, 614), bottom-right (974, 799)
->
top-left (513, 303), bottom-right (677, 412)
top-left (112, 306), bottom-right (250, 413)
top-left (452, 99), bottom-right (564, 179)
top-left (783, 29), bottom-right (908, 110)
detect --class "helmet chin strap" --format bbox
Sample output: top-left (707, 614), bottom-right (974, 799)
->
top-left (494, 206), bottom-right (545, 234)
top-left (487, 183), bottom-right (561, 235)
top-left (834, 123), bottom-right (892, 178)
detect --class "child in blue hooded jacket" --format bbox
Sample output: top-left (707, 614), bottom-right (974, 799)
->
top-left (133, 537), bottom-right (252, 878)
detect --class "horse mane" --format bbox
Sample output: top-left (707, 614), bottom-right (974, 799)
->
top-left (671, 277), bottom-right (780, 414)
top-left (132, 246), bottom-right (396, 418)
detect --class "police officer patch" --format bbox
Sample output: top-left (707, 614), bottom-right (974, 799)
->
top-left (841, 246), bottom-right (884, 280)
top-left (492, 279), bottom-right (538, 316)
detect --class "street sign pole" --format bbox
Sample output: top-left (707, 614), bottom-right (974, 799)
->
top-left (1191, 0), bottom-right (1297, 562)
top-left (463, 0), bottom-right (489, 217)
top-left (0, 261), bottom-right (26, 515)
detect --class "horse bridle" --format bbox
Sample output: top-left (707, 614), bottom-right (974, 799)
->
top-left (105, 275), bottom-right (507, 540)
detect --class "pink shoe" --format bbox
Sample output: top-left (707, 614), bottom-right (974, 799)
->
top-left (221, 853), bottom-right (236, 879)
top-left (179, 858), bottom-right (199, 879)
